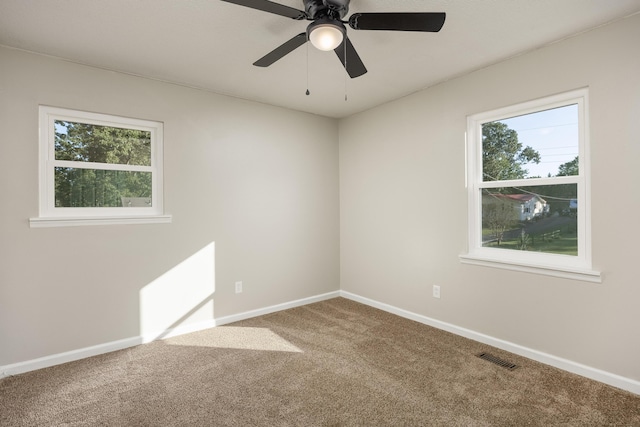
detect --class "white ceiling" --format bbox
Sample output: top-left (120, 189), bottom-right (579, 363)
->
top-left (1, 0), bottom-right (639, 118)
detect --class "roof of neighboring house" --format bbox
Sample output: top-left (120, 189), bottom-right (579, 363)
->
top-left (485, 193), bottom-right (546, 203)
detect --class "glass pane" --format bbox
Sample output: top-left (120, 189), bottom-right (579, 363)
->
top-left (482, 104), bottom-right (579, 181)
top-left (481, 184), bottom-right (577, 256)
top-left (55, 167), bottom-right (152, 208)
top-left (54, 120), bottom-right (151, 166)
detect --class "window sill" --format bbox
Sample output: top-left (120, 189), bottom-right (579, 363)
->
top-left (29, 215), bottom-right (172, 228)
top-left (459, 254), bottom-right (601, 283)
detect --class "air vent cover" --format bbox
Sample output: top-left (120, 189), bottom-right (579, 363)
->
top-left (477, 352), bottom-right (518, 370)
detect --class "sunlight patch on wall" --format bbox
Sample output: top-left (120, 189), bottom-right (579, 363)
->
top-left (167, 327), bottom-right (303, 353)
top-left (140, 242), bottom-right (215, 341)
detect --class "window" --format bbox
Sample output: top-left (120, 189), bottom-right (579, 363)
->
top-left (461, 89), bottom-right (600, 282)
top-left (31, 106), bottom-right (171, 227)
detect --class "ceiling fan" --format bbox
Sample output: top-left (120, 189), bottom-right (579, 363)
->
top-left (221, 0), bottom-right (446, 78)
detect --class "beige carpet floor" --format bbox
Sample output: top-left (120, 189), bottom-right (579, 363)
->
top-left (1, 297), bottom-right (639, 426)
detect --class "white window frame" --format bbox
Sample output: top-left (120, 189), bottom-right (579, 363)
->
top-left (30, 106), bottom-right (171, 227)
top-left (460, 89), bottom-right (600, 282)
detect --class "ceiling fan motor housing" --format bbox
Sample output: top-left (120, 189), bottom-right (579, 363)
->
top-left (304, 0), bottom-right (350, 20)
top-left (223, 0), bottom-right (445, 79)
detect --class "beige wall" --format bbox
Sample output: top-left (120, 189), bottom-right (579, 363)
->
top-left (0, 46), bottom-right (340, 366)
top-left (340, 13), bottom-right (640, 382)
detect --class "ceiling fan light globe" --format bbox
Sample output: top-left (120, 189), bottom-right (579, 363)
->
top-left (309, 25), bottom-right (344, 51)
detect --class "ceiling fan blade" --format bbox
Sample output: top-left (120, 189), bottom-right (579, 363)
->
top-left (349, 12), bottom-right (446, 32)
top-left (334, 37), bottom-right (367, 78)
top-left (220, 0), bottom-right (306, 20)
top-left (254, 33), bottom-right (307, 67)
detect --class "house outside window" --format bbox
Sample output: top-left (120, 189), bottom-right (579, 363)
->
top-left (461, 89), bottom-right (600, 282)
top-left (31, 106), bottom-right (171, 227)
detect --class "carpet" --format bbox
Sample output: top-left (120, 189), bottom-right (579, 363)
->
top-left (1, 297), bottom-right (639, 426)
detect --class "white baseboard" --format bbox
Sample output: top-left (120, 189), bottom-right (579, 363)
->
top-left (0, 336), bottom-right (142, 379)
top-left (215, 291), bottom-right (341, 326)
top-left (4, 289), bottom-right (637, 396)
top-left (340, 290), bottom-right (640, 396)
top-left (0, 290), bottom-right (340, 379)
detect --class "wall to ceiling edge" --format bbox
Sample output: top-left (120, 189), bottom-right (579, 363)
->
top-left (338, 13), bottom-right (640, 384)
top-left (0, 45), bottom-right (340, 368)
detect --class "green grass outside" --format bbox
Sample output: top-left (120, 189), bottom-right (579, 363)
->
top-left (483, 225), bottom-right (578, 256)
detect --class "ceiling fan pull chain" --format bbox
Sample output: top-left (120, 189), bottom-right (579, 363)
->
top-left (306, 42), bottom-right (311, 96)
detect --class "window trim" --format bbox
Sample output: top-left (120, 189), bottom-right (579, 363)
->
top-left (30, 106), bottom-right (171, 227)
top-left (461, 89), bottom-right (600, 282)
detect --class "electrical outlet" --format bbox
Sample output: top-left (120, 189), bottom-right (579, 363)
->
top-left (433, 285), bottom-right (441, 299)
top-left (235, 281), bottom-right (243, 294)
